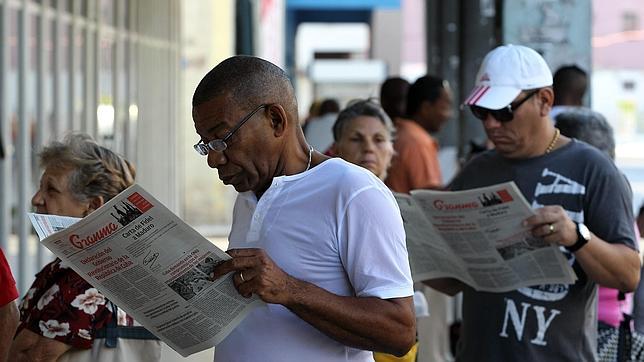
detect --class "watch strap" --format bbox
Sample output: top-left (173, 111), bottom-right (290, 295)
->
top-left (566, 222), bottom-right (589, 252)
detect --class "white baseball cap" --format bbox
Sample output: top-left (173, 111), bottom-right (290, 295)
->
top-left (464, 44), bottom-right (553, 110)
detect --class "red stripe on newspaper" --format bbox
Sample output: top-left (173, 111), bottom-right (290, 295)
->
top-left (497, 189), bottom-right (513, 203)
top-left (127, 192), bottom-right (153, 212)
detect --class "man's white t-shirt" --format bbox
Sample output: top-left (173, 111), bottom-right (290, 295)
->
top-left (214, 158), bottom-right (414, 362)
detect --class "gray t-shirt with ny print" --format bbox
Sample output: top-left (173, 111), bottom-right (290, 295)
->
top-left (450, 139), bottom-right (637, 362)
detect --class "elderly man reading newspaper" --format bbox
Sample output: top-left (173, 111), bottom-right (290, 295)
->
top-left (192, 56), bottom-right (416, 362)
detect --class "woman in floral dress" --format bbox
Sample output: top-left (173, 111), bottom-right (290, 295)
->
top-left (10, 134), bottom-right (160, 361)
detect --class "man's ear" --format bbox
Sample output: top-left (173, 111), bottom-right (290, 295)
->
top-left (538, 88), bottom-right (554, 117)
top-left (267, 104), bottom-right (289, 137)
top-left (85, 196), bottom-right (105, 216)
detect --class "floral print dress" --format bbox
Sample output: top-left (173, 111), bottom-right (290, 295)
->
top-left (17, 258), bottom-right (133, 348)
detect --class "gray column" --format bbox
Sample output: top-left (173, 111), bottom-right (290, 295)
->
top-left (35, 0), bottom-right (48, 267)
top-left (17, 0), bottom-right (32, 293)
top-left (458, 0), bottom-right (498, 157)
top-left (0, 0), bottom-right (10, 253)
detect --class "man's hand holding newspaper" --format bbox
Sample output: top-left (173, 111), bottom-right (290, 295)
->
top-left (395, 181), bottom-right (577, 292)
top-left (29, 184), bottom-right (263, 357)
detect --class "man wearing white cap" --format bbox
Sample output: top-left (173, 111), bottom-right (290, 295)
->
top-left (425, 44), bottom-right (640, 361)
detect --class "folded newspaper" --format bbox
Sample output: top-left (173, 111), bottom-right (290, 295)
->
top-left (395, 181), bottom-right (577, 292)
top-left (28, 184), bottom-right (263, 357)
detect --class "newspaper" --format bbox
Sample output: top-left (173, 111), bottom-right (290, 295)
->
top-left (29, 184), bottom-right (263, 357)
top-left (395, 181), bottom-right (577, 292)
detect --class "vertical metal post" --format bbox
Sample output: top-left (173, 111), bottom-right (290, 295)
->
top-left (424, 0), bottom-right (439, 75)
top-left (17, 0), bottom-right (32, 293)
top-left (0, 0), bottom-right (10, 254)
top-left (52, 0), bottom-right (62, 138)
top-left (124, 0), bottom-right (137, 161)
top-left (436, 1), bottom-right (460, 148)
top-left (83, 0), bottom-right (94, 135)
top-left (170, 0), bottom-right (181, 211)
top-left (35, 0), bottom-right (47, 267)
top-left (113, 0), bottom-right (122, 152)
top-left (458, 0), bottom-right (499, 156)
top-left (69, 0), bottom-right (79, 130)
top-left (123, 0), bottom-right (131, 158)
top-left (35, 1), bottom-right (46, 158)
top-left (93, 0), bottom-right (100, 138)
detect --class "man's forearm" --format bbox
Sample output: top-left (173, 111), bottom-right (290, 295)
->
top-left (284, 279), bottom-right (416, 357)
top-left (525, 206), bottom-right (641, 291)
top-left (215, 248), bottom-right (416, 355)
top-left (575, 236), bottom-right (641, 291)
top-left (0, 301), bottom-right (19, 362)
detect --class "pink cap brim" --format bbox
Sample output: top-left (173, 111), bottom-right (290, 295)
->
top-left (464, 85), bottom-right (522, 110)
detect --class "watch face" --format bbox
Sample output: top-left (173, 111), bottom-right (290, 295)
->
top-left (578, 223), bottom-right (591, 241)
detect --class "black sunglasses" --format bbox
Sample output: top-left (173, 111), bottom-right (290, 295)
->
top-left (469, 90), bottom-right (539, 123)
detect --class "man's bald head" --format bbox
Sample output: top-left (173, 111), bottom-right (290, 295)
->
top-left (192, 56), bottom-right (298, 122)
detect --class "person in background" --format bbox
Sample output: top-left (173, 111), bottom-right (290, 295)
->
top-left (637, 204), bottom-right (644, 334)
top-left (0, 247), bottom-right (19, 362)
top-left (193, 55), bottom-right (415, 361)
top-left (304, 98), bottom-right (341, 153)
top-left (385, 75), bottom-right (453, 193)
top-left (637, 204), bottom-right (644, 240)
top-left (551, 65), bottom-right (587, 119)
top-left (555, 108), bottom-right (637, 328)
top-left (554, 108), bottom-right (615, 159)
top-left (331, 98), bottom-right (422, 362)
top-left (301, 100), bottom-right (321, 132)
top-left (383, 75), bottom-right (455, 362)
top-left (380, 77), bottom-right (410, 122)
top-left (427, 44), bottom-right (640, 361)
top-left (10, 134), bottom-right (161, 362)
top-left (331, 99), bottom-right (395, 180)
top-left (0, 141), bottom-right (19, 362)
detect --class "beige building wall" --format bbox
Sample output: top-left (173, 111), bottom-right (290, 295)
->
top-left (180, 0), bottom-right (237, 238)
top-left (167, 1), bottom-right (235, 360)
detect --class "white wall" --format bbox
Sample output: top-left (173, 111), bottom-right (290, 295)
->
top-left (372, 8), bottom-right (402, 75)
top-left (592, 69), bottom-right (644, 144)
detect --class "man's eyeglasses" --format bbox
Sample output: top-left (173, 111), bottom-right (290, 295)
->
top-left (194, 104), bottom-right (267, 156)
top-left (469, 90), bottom-right (539, 123)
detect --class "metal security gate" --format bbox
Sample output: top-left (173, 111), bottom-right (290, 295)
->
top-left (0, 0), bottom-right (180, 293)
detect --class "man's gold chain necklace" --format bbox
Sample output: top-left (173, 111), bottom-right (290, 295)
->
top-left (545, 128), bottom-right (560, 154)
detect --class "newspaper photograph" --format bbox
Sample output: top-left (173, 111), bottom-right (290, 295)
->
top-left (29, 184), bottom-right (263, 357)
top-left (395, 181), bottom-right (577, 292)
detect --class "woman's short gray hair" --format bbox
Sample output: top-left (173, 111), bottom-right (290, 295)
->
top-left (39, 133), bottom-right (136, 202)
top-left (332, 99), bottom-right (395, 141)
top-left (555, 108), bottom-right (615, 160)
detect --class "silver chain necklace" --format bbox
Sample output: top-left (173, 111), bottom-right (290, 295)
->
top-left (304, 145), bottom-right (313, 172)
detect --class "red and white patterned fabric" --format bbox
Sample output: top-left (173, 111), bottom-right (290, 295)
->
top-left (17, 258), bottom-right (133, 349)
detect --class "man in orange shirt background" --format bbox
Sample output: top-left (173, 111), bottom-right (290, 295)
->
top-left (385, 75), bottom-right (453, 193)
top-left (381, 75), bottom-right (456, 362)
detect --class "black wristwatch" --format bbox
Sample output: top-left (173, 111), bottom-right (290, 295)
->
top-left (566, 222), bottom-right (591, 252)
